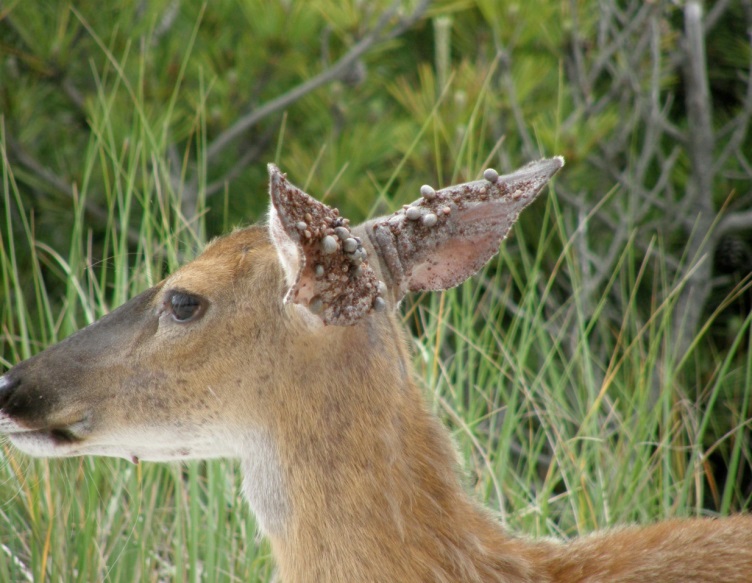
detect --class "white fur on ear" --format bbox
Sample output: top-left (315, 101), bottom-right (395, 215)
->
top-left (268, 204), bottom-right (301, 290)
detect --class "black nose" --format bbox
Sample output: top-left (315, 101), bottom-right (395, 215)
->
top-left (0, 374), bottom-right (21, 410)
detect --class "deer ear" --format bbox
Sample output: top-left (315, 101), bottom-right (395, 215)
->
top-left (267, 164), bottom-right (386, 326)
top-left (357, 157), bottom-right (564, 301)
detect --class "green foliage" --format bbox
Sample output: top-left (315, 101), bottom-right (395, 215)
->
top-left (1, 0), bottom-right (752, 581)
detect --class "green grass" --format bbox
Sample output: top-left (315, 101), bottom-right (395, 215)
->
top-left (2, 3), bottom-right (752, 581)
top-left (2, 123), bottom-right (751, 579)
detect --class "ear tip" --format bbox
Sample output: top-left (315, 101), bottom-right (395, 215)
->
top-left (268, 164), bottom-right (289, 204)
top-left (509, 156), bottom-right (564, 187)
top-left (525, 156), bottom-right (565, 176)
top-left (268, 163), bottom-right (284, 180)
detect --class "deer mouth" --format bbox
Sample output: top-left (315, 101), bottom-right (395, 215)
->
top-left (1, 370), bottom-right (75, 455)
top-left (0, 400), bottom-right (92, 458)
top-left (0, 373), bottom-right (94, 455)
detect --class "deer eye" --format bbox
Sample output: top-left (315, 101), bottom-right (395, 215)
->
top-left (167, 291), bottom-right (204, 323)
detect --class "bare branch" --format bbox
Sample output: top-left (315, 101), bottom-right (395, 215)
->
top-left (5, 134), bottom-right (140, 245)
top-left (672, 0), bottom-right (717, 357)
top-left (493, 48), bottom-right (537, 159)
top-left (567, 0), bottom-right (592, 106)
top-left (718, 209), bottom-right (752, 238)
top-left (586, 2), bottom-right (657, 89)
top-left (705, 0), bottom-right (734, 33)
top-left (60, 77), bottom-right (87, 112)
top-left (204, 0), bottom-right (429, 163)
top-left (152, 0), bottom-right (181, 43)
top-left (683, 0), bottom-right (715, 217)
top-left (205, 129), bottom-right (273, 199)
top-left (714, 3), bottom-right (752, 173)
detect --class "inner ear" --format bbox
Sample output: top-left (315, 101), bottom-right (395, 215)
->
top-left (266, 164), bottom-right (386, 326)
top-left (363, 157), bottom-right (564, 301)
top-left (268, 203), bottom-right (301, 290)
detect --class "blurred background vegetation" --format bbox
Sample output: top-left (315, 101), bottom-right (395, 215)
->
top-left (1, 0), bottom-right (752, 581)
top-left (3, 0), bottom-right (751, 343)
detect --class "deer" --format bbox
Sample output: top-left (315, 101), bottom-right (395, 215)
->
top-left (1, 157), bottom-right (751, 582)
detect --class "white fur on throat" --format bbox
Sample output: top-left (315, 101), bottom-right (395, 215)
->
top-left (240, 430), bottom-right (290, 537)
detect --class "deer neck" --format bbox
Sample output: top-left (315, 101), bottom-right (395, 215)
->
top-left (239, 315), bottom-right (537, 583)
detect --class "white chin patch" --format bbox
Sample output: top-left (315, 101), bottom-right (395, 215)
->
top-left (0, 410), bottom-right (23, 433)
top-left (3, 428), bottom-right (79, 458)
top-left (1, 421), bottom-right (235, 464)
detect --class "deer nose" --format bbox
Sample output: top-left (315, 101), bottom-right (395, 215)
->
top-left (0, 374), bottom-right (20, 410)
